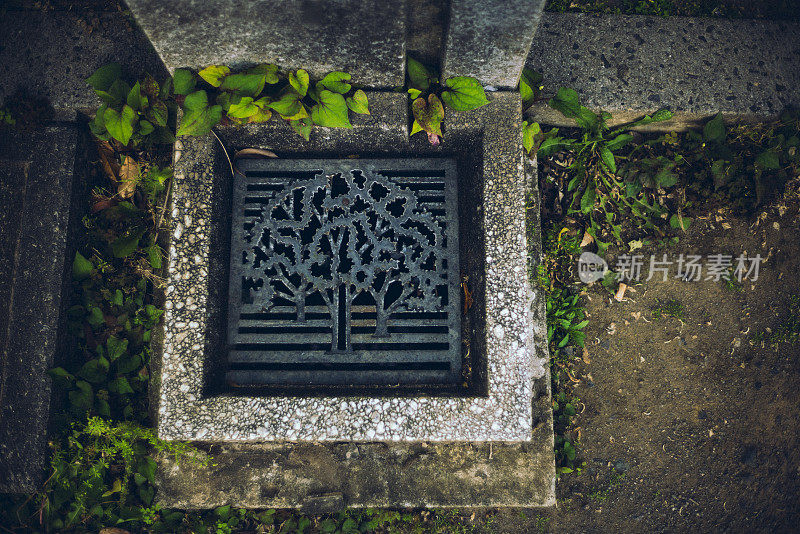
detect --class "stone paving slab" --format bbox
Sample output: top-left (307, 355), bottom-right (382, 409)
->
top-left (527, 13), bottom-right (800, 128)
top-left (442, 0), bottom-right (545, 88)
top-left (124, 0), bottom-right (406, 87)
top-left (154, 92), bottom-right (555, 507)
top-left (0, 10), bottom-right (166, 117)
top-left (0, 124), bottom-right (83, 492)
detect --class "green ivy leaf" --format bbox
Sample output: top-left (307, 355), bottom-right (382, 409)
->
top-left (346, 89), bottom-right (370, 114)
top-left (86, 63), bottom-right (122, 92)
top-left (655, 167), bottom-right (677, 188)
top-left (703, 113), bottom-right (726, 143)
top-left (78, 356), bottom-right (109, 384)
top-left (227, 96), bottom-right (260, 119)
top-left (148, 100), bottom-right (168, 127)
top-left (172, 68), bottom-right (196, 95)
top-left (178, 91), bottom-right (223, 136)
top-left (198, 65), bottom-right (230, 87)
top-left (269, 92), bottom-right (302, 118)
top-left (290, 116), bottom-right (313, 141)
top-left (755, 150), bottom-right (780, 170)
top-left (138, 119), bottom-right (154, 136)
top-left (549, 87), bottom-right (598, 131)
top-left (72, 251), bottom-right (93, 281)
top-left (109, 376), bottom-right (134, 395)
top-left (523, 121), bottom-right (541, 153)
top-left (248, 64), bottom-right (280, 84)
top-left (111, 227), bottom-right (146, 258)
top-left (220, 72), bottom-right (266, 97)
top-left (440, 77), bottom-right (490, 111)
top-left (106, 336), bottom-right (129, 362)
top-left (48, 367), bottom-right (74, 388)
top-left (519, 68), bottom-right (542, 105)
top-left (311, 90), bottom-right (352, 128)
top-left (147, 244), bottom-right (162, 269)
top-left (408, 88), bottom-right (422, 99)
top-left (289, 69), bottom-right (310, 97)
top-left (68, 380), bottom-right (93, 412)
top-left (407, 58), bottom-right (433, 90)
top-left (318, 72), bottom-right (352, 94)
top-left (126, 81), bottom-right (147, 110)
top-left (411, 94), bottom-right (444, 139)
top-left (103, 105), bottom-right (137, 145)
top-left (116, 353), bottom-right (142, 375)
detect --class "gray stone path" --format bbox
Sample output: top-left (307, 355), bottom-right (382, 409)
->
top-left (527, 13), bottom-right (800, 128)
top-left (0, 125), bottom-right (84, 492)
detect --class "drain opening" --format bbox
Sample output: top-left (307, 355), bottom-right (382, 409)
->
top-left (226, 159), bottom-right (462, 388)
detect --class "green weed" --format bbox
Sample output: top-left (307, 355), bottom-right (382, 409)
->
top-left (651, 299), bottom-right (685, 319)
top-left (754, 295), bottom-right (800, 346)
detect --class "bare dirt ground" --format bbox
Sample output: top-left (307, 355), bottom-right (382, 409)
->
top-left (486, 188), bottom-right (800, 532)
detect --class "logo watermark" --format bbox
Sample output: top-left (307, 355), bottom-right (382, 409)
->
top-left (578, 252), bottom-right (609, 283)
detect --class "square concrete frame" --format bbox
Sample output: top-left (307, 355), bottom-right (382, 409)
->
top-left (154, 92), bottom-right (554, 508)
top-left (157, 92), bottom-right (544, 442)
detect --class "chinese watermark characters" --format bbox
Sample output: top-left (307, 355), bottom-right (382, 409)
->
top-left (613, 253), bottom-right (762, 283)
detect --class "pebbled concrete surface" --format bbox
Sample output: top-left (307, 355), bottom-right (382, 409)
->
top-left (527, 13), bottom-right (800, 128)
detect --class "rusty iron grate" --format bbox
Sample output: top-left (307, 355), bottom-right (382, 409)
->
top-left (226, 158), bottom-right (462, 388)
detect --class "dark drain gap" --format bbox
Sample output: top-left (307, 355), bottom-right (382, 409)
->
top-left (228, 362), bottom-right (451, 371)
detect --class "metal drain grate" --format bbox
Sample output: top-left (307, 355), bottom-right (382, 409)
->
top-left (226, 158), bottom-right (462, 388)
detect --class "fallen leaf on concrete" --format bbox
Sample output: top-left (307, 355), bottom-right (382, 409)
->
top-left (234, 148), bottom-right (278, 159)
top-left (614, 283), bottom-right (627, 301)
top-left (580, 231), bottom-right (594, 247)
top-left (117, 156), bottom-right (140, 199)
top-left (582, 347), bottom-right (591, 364)
top-left (100, 528), bottom-right (131, 534)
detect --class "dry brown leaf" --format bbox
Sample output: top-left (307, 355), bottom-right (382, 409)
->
top-left (96, 139), bottom-right (120, 185)
top-left (100, 528), bottom-right (131, 534)
top-left (580, 231), bottom-right (594, 247)
top-left (234, 148), bottom-right (278, 159)
top-left (582, 347), bottom-right (591, 364)
top-left (118, 155), bottom-right (140, 199)
top-left (614, 283), bottom-right (627, 302)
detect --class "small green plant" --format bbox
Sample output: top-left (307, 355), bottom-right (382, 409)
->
top-left (173, 64), bottom-right (369, 140)
top-left (553, 391), bottom-right (582, 474)
top-left (650, 299), bottom-right (685, 319)
top-left (753, 295), bottom-right (800, 346)
top-left (87, 63), bottom-right (176, 147)
top-left (680, 111), bottom-right (800, 212)
top-left (588, 470), bottom-right (626, 502)
top-left (0, 106), bottom-right (16, 125)
top-left (525, 88), bottom-right (679, 252)
top-left (406, 57), bottom-right (489, 145)
top-left (40, 417), bottom-right (206, 531)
